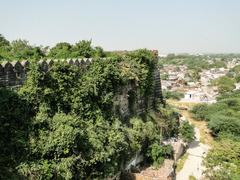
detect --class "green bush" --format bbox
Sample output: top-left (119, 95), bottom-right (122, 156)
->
top-left (217, 90), bottom-right (240, 100)
top-left (204, 138), bottom-right (240, 179)
top-left (191, 103), bottom-right (209, 121)
top-left (192, 92), bottom-right (240, 137)
top-left (179, 121), bottom-right (195, 143)
top-left (0, 88), bottom-right (30, 178)
top-left (147, 143), bottom-right (173, 167)
top-left (211, 76), bottom-right (236, 94)
top-left (208, 115), bottom-right (240, 136)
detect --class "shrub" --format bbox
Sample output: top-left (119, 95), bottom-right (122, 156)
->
top-left (208, 115), bottom-right (240, 136)
top-left (217, 90), bottom-right (240, 101)
top-left (191, 103), bottom-right (209, 121)
top-left (147, 143), bottom-right (173, 167)
top-left (204, 138), bottom-right (240, 179)
top-left (179, 121), bottom-right (195, 143)
top-left (0, 88), bottom-right (30, 178)
top-left (218, 98), bottom-right (240, 111)
top-left (211, 76), bottom-right (236, 94)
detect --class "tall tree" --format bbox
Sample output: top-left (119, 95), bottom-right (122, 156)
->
top-left (93, 46), bottom-right (106, 58)
top-left (71, 40), bottom-right (93, 58)
top-left (0, 34), bottom-right (11, 60)
top-left (10, 39), bottom-right (44, 60)
top-left (0, 34), bottom-right (10, 47)
top-left (48, 42), bottom-right (72, 59)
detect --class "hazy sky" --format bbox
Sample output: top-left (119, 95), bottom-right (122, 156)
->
top-left (1, 0), bottom-right (240, 53)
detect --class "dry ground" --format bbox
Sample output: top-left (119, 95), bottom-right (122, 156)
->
top-left (167, 99), bottom-right (213, 180)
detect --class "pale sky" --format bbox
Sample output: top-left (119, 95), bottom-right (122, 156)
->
top-left (1, 0), bottom-right (240, 53)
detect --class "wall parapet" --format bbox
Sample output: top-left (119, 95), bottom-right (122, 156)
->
top-left (0, 57), bottom-right (163, 115)
top-left (0, 58), bottom-right (93, 88)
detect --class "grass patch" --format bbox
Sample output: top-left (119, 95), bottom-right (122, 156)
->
top-left (189, 175), bottom-right (197, 180)
top-left (176, 152), bottom-right (189, 172)
top-left (167, 100), bottom-right (214, 145)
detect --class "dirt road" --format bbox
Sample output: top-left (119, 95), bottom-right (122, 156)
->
top-left (167, 100), bottom-right (212, 180)
top-left (176, 126), bottom-right (210, 180)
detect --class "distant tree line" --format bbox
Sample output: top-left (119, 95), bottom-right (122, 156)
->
top-left (0, 34), bottom-right (106, 61)
top-left (159, 53), bottom-right (227, 71)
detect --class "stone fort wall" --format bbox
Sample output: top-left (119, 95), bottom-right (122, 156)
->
top-left (0, 58), bottom-right (92, 88)
top-left (0, 58), bottom-right (163, 116)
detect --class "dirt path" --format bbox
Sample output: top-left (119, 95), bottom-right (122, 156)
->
top-left (167, 100), bottom-right (212, 180)
top-left (176, 125), bottom-right (210, 180)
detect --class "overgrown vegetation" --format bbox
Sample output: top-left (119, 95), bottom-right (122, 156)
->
top-left (204, 135), bottom-right (240, 179)
top-left (211, 75), bottom-right (236, 94)
top-left (191, 96), bottom-right (240, 137)
top-left (191, 91), bottom-right (240, 179)
top-left (179, 121), bottom-right (195, 143)
top-left (176, 153), bottom-right (189, 172)
top-left (147, 144), bottom-right (173, 167)
top-left (0, 89), bottom-right (29, 178)
top-left (228, 64), bottom-right (240, 82)
top-left (0, 47), bottom-right (179, 179)
top-left (189, 175), bottom-right (197, 180)
top-left (0, 34), bottom-right (105, 61)
top-left (163, 90), bottom-right (184, 100)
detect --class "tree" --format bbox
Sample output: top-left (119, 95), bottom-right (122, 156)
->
top-left (71, 40), bottom-right (93, 58)
top-left (0, 34), bottom-right (10, 47)
top-left (93, 46), bottom-right (106, 58)
top-left (0, 88), bottom-right (29, 178)
top-left (191, 103), bottom-right (209, 121)
top-left (0, 34), bottom-right (11, 60)
top-left (48, 42), bottom-right (72, 59)
top-left (10, 39), bottom-right (45, 60)
top-left (208, 115), bottom-right (240, 136)
top-left (204, 138), bottom-right (240, 179)
top-left (0, 36), bottom-right (45, 61)
top-left (211, 76), bottom-right (236, 94)
top-left (179, 121), bottom-right (195, 143)
top-left (147, 143), bottom-right (173, 167)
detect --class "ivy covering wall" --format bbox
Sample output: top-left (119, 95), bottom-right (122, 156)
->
top-left (0, 49), bottom-right (179, 179)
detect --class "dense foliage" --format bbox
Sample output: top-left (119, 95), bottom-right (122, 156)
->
top-left (0, 89), bottom-right (29, 179)
top-left (0, 34), bottom-right (105, 61)
top-left (228, 64), bottom-right (240, 82)
top-left (0, 48), bottom-right (179, 179)
top-left (211, 75), bottom-right (236, 94)
top-left (47, 40), bottom-right (106, 59)
top-left (179, 121), bottom-right (195, 143)
top-left (147, 144), bottom-right (173, 167)
top-left (204, 135), bottom-right (240, 179)
top-left (191, 91), bottom-right (240, 179)
top-left (191, 96), bottom-right (240, 137)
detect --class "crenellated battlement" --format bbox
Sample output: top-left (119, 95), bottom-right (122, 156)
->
top-left (0, 58), bottom-right (93, 88)
top-left (0, 57), bottom-right (163, 115)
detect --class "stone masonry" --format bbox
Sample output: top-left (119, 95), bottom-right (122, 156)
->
top-left (0, 58), bottom-right (163, 116)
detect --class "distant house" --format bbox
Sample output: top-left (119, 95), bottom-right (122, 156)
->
top-left (235, 83), bottom-right (240, 90)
